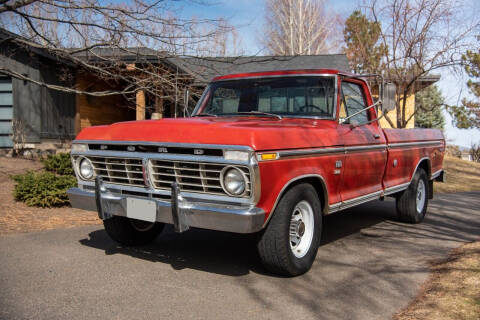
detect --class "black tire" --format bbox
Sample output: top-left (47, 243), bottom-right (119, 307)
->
top-left (396, 168), bottom-right (429, 223)
top-left (257, 183), bottom-right (322, 276)
top-left (103, 216), bottom-right (164, 246)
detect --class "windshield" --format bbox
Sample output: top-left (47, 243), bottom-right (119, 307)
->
top-left (193, 76), bottom-right (336, 118)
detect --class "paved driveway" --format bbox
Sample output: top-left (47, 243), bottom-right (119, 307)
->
top-left (1, 192), bottom-right (479, 320)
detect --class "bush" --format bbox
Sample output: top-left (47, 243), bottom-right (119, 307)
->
top-left (42, 153), bottom-right (74, 176)
top-left (12, 171), bottom-right (77, 208)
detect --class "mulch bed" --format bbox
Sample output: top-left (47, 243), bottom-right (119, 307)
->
top-left (0, 157), bottom-right (100, 235)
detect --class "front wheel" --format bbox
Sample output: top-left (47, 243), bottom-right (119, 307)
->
top-left (257, 183), bottom-right (322, 276)
top-left (396, 168), bottom-right (429, 223)
top-left (103, 216), bottom-right (165, 246)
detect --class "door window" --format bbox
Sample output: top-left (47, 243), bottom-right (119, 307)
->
top-left (340, 82), bottom-right (368, 124)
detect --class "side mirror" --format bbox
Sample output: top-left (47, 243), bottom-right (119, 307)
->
top-left (381, 83), bottom-right (396, 112)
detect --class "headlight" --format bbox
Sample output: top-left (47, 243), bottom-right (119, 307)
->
top-left (221, 167), bottom-right (247, 196)
top-left (78, 157), bottom-right (94, 180)
top-left (71, 143), bottom-right (88, 153)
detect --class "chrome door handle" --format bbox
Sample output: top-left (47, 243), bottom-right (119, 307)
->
top-left (374, 134), bottom-right (381, 139)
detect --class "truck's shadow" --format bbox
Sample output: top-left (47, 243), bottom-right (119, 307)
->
top-left (79, 199), bottom-right (396, 277)
top-left (79, 192), bottom-right (480, 277)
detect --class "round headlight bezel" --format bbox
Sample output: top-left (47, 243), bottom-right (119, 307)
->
top-left (77, 157), bottom-right (95, 180)
top-left (220, 166), bottom-right (248, 197)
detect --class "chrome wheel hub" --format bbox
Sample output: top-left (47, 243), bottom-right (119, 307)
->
top-left (416, 180), bottom-right (426, 213)
top-left (289, 200), bottom-right (315, 258)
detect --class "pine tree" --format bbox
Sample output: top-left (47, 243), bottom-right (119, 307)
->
top-left (461, 37), bottom-right (480, 128)
top-left (343, 11), bottom-right (386, 74)
top-left (448, 37), bottom-right (480, 128)
top-left (415, 85), bottom-right (446, 130)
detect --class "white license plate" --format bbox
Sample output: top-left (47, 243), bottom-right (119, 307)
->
top-left (126, 198), bottom-right (157, 222)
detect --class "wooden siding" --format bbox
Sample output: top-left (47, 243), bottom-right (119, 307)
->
top-left (1, 43), bottom-right (76, 142)
top-left (378, 94), bottom-right (415, 129)
top-left (370, 86), bottom-right (415, 129)
top-left (76, 73), bottom-right (135, 132)
top-left (39, 62), bottom-right (76, 139)
top-left (1, 43), bottom-right (42, 143)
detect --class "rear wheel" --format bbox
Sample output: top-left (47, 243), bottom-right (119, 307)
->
top-left (103, 216), bottom-right (164, 246)
top-left (396, 168), bottom-right (429, 223)
top-left (257, 183), bottom-right (322, 276)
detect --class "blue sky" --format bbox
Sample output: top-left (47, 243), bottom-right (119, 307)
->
top-left (178, 0), bottom-right (480, 147)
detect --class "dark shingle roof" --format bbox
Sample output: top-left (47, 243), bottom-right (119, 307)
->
top-left (0, 27), bottom-right (351, 82)
top-left (0, 27), bottom-right (74, 65)
top-left (71, 47), bottom-right (166, 62)
top-left (167, 55), bottom-right (351, 84)
top-left (73, 49), bottom-right (351, 83)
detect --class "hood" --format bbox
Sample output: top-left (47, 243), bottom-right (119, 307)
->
top-left (75, 117), bottom-right (341, 151)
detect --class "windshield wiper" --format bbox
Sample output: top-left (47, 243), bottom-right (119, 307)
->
top-left (193, 113), bottom-right (218, 117)
top-left (235, 111), bottom-right (283, 120)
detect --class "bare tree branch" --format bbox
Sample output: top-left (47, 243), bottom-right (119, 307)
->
top-left (0, 0), bottom-right (37, 13)
top-left (262, 0), bottom-right (342, 55)
top-left (365, 0), bottom-right (479, 128)
top-left (0, 0), bottom-right (243, 114)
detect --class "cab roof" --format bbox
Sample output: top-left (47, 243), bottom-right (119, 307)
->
top-left (212, 69), bottom-right (360, 82)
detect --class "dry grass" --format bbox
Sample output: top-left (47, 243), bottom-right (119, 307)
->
top-left (0, 157), bottom-right (100, 235)
top-left (395, 241), bottom-right (480, 320)
top-left (434, 156), bottom-right (480, 193)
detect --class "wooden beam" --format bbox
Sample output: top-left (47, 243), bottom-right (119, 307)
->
top-left (151, 91), bottom-right (163, 119)
top-left (136, 90), bottom-right (145, 120)
top-left (74, 75), bottom-right (84, 134)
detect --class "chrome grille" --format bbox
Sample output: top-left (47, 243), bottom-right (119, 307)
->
top-left (84, 156), bottom-right (145, 187)
top-left (149, 160), bottom-right (251, 197)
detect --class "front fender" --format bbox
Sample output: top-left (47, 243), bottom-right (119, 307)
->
top-left (256, 155), bottom-right (343, 223)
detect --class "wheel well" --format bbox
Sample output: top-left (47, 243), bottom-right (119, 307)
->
top-left (283, 177), bottom-right (328, 215)
top-left (416, 158), bottom-right (433, 199)
top-left (417, 158), bottom-right (431, 179)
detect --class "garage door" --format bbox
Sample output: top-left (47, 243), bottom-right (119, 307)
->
top-left (0, 77), bottom-right (13, 148)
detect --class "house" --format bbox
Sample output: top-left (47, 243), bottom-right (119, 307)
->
top-left (460, 151), bottom-right (473, 161)
top-left (377, 74), bottom-right (440, 129)
top-left (0, 27), bottom-right (439, 152)
top-left (461, 153), bottom-right (473, 161)
top-left (0, 28), bottom-right (76, 149)
top-left (74, 52), bottom-right (351, 132)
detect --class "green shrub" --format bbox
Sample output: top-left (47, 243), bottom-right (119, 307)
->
top-left (42, 153), bottom-right (74, 176)
top-left (12, 171), bottom-right (77, 208)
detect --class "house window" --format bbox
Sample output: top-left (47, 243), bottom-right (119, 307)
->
top-left (0, 76), bottom-right (13, 148)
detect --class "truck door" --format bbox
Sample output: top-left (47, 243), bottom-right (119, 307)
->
top-left (338, 79), bottom-right (387, 202)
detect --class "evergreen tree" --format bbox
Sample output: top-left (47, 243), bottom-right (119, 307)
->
top-left (343, 11), bottom-right (386, 74)
top-left (448, 37), bottom-right (480, 128)
top-left (461, 37), bottom-right (480, 128)
top-left (415, 85), bottom-right (446, 130)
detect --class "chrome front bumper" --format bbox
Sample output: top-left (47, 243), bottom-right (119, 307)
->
top-left (67, 182), bottom-right (265, 234)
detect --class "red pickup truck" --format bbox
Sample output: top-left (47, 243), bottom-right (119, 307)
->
top-left (68, 69), bottom-right (445, 276)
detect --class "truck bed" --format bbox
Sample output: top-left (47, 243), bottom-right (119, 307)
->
top-left (382, 128), bottom-right (445, 190)
top-left (383, 128), bottom-right (444, 144)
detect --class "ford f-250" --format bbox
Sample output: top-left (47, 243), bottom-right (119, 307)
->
top-left (68, 69), bottom-right (445, 276)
